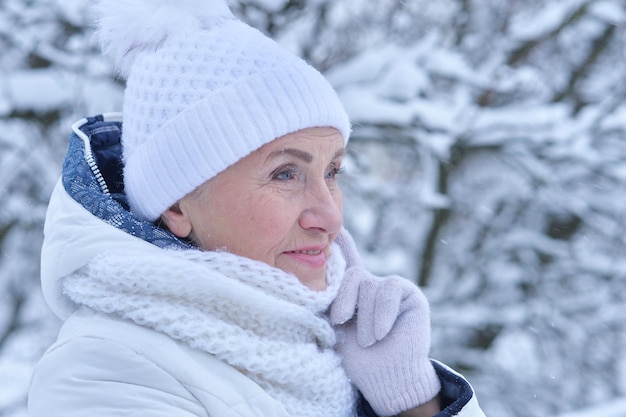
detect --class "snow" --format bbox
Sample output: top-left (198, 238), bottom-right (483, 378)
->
top-left (250, 0), bottom-right (287, 12)
top-left (55, 0), bottom-right (92, 26)
top-left (6, 69), bottom-right (75, 112)
top-left (559, 398), bottom-right (626, 417)
top-left (326, 45), bottom-right (405, 87)
top-left (509, 0), bottom-right (585, 40)
top-left (590, 0), bottom-right (626, 24)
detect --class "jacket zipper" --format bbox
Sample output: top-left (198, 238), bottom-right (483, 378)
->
top-left (71, 117), bottom-right (111, 196)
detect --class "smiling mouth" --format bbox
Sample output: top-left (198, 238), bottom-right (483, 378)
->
top-left (284, 248), bottom-right (327, 268)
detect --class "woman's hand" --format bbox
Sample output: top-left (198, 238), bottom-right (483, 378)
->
top-left (330, 230), bottom-right (441, 417)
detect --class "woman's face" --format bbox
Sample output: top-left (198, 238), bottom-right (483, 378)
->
top-left (163, 127), bottom-right (345, 291)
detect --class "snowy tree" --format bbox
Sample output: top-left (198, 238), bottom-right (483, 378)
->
top-left (1, 1), bottom-right (625, 417)
top-left (323, 1), bottom-right (626, 416)
top-left (0, 0), bottom-right (121, 414)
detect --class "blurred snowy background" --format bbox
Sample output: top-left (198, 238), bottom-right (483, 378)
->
top-left (1, 0), bottom-right (626, 416)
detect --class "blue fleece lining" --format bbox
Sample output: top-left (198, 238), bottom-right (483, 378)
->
top-left (83, 116), bottom-right (127, 208)
top-left (61, 114), bottom-right (193, 250)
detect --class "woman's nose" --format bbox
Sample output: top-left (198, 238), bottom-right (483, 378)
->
top-left (298, 179), bottom-right (343, 234)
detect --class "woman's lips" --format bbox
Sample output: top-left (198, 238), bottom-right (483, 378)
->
top-left (284, 247), bottom-right (327, 268)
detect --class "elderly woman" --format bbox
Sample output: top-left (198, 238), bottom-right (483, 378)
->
top-left (28, 1), bottom-right (484, 417)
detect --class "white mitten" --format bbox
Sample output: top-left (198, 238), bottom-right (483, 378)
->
top-left (330, 230), bottom-right (441, 416)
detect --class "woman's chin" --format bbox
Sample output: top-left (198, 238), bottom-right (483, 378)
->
top-left (288, 267), bottom-right (328, 291)
top-left (276, 256), bottom-right (328, 291)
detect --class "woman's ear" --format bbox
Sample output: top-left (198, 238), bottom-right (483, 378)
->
top-left (160, 203), bottom-right (193, 239)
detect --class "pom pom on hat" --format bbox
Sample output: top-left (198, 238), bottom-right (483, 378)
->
top-left (96, 0), bottom-right (351, 222)
top-left (96, 0), bottom-right (233, 77)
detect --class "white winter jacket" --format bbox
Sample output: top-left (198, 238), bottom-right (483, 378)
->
top-left (28, 115), bottom-right (486, 417)
top-left (30, 305), bottom-right (293, 416)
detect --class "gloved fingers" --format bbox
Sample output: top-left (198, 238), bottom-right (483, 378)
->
top-left (394, 277), bottom-right (430, 316)
top-left (335, 228), bottom-right (364, 268)
top-left (373, 279), bottom-right (403, 342)
top-left (329, 267), bottom-right (361, 325)
top-left (332, 264), bottom-right (431, 346)
top-left (392, 278), bottom-right (433, 351)
top-left (356, 278), bottom-right (379, 347)
top-left (356, 275), bottom-right (418, 347)
top-left (364, 276), bottom-right (428, 345)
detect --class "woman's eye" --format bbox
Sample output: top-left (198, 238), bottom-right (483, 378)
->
top-left (272, 166), bottom-right (296, 180)
top-left (326, 166), bottom-right (345, 179)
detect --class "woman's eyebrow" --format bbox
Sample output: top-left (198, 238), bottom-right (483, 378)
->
top-left (268, 148), bottom-right (313, 163)
top-left (267, 147), bottom-right (346, 163)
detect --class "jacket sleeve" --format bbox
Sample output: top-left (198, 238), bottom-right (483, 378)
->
top-left (28, 336), bottom-right (209, 417)
top-left (357, 360), bottom-right (486, 417)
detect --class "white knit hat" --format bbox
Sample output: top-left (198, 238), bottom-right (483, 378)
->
top-left (96, 0), bottom-right (351, 221)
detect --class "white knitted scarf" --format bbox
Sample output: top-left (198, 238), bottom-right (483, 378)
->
top-left (63, 243), bottom-right (356, 417)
